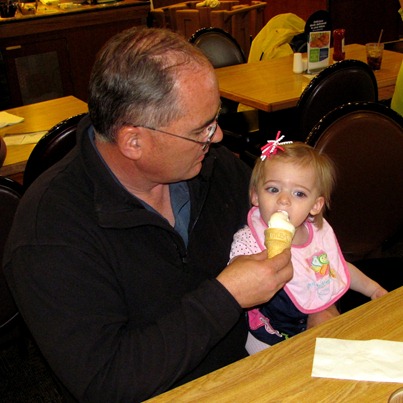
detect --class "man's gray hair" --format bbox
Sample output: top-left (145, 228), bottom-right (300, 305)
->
top-left (88, 27), bottom-right (211, 142)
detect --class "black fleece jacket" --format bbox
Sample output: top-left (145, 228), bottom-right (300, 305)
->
top-left (4, 115), bottom-right (252, 402)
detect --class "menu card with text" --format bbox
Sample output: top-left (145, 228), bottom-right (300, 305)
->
top-left (306, 10), bottom-right (331, 74)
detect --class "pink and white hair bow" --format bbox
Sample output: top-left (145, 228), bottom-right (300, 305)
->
top-left (260, 131), bottom-right (293, 161)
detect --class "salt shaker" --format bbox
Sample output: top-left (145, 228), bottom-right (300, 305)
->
top-left (293, 53), bottom-right (304, 73)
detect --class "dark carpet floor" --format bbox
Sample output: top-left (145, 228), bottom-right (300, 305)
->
top-left (0, 336), bottom-right (63, 403)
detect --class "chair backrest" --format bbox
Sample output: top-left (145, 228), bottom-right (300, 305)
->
top-left (23, 113), bottom-right (86, 189)
top-left (0, 176), bottom-right (24, 344)
top-left (297, 59), bottom-right (378, 141)
top-left (306, 102), bottom-right (403, 262)
top-left (190, 27), bottom-right (246, 115)
top-left (189, 27), bottom-right (246, 68)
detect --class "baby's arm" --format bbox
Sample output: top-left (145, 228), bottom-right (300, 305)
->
top-left (347, 262), bottom-right (388, 299)
top-left (229, 226), bottom-right (261, 262)
top-left (307, 303), bottom-right (339, 329)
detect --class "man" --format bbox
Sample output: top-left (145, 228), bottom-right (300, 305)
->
top-left (3, 27), bottom-right (292, 402)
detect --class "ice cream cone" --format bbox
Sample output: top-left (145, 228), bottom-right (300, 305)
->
top-left (264, 228), bottom-right (294, 258)
top-left (265, 211), bottom-right (295, 259)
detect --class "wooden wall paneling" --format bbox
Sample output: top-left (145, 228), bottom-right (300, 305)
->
top-left (328, 0), bottom-right (402, 44)
top-left (264, 0), bottom-right (328, 23)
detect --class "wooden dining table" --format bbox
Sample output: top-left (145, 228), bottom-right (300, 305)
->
top-left (146, 286), bottom-right (403, 402)
top-left (0, 96), bottom-right (88, 178)
top-left (215, 43), bottom-right (403, 113)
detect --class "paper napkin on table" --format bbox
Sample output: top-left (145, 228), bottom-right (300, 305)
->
top-left (312, 338), bottom-right (403, 383)
top-left (0, 112), bottom-right (24, 128)
top-left (3, 131), bottom-right (47, 146)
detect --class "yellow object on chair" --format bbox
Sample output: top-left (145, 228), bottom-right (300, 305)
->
top-left (248, 13), bottom-right (305, 63)
top-left (391, 60), bottom-right (403, 117)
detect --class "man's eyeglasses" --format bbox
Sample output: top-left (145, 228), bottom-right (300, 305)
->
top-left (129, 108), bottom-right (221, 151)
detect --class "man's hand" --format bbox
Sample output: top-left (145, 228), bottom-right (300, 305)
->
top-left (217, 249), bottom-right (293, 308)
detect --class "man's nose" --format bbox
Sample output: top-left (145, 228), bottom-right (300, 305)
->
top-left (213, 125), bottom-right (224, 144)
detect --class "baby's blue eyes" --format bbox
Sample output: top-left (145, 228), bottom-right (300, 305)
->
top-left (266, 187), bottom-right (307, 198)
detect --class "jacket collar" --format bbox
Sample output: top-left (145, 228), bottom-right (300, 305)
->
top-left (77, 115), bottom-right (216, 229)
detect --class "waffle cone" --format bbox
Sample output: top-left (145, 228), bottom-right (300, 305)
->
top-left (264, 228), bottom-right (293, 258)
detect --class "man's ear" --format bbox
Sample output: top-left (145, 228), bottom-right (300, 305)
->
top-left (116, 126), bottom-right (142, 160)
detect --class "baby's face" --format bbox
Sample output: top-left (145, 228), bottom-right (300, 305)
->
top-left (251, 159), bottom-right (324, 228)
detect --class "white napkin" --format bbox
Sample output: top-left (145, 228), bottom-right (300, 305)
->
top-left (3, 131), bottom-right (47, 146)
top-left (312, 338), bottom-right (403, 383)
top-left (0, 112), bottom-right (24, 128)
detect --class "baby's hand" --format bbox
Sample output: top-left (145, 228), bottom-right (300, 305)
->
top-left (370, 286), bottom-right (388, 300)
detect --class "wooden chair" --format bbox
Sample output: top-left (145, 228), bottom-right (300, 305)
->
top-left (23, 113), bottom-right (86, 190)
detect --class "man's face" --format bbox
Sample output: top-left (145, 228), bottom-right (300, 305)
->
top-left (138, 64), bottom-right (223, 184)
